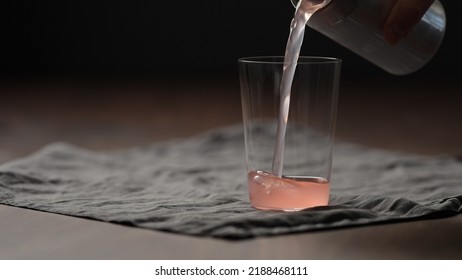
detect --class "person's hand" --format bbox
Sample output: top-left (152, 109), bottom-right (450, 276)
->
top-left (383, 0), bottom-right (435, 44)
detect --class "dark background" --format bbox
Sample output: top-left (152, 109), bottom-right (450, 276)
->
top-left (0, 0), bottom-right (458, 83)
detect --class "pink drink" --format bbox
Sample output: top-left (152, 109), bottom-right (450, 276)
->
top-left (248, 170), bottom-right (329, 211)
top-left (247, 1), bottom-right (332, 211)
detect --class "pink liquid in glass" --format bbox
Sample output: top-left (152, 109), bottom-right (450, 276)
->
top-left (248, 170), bottom-right (329, 211)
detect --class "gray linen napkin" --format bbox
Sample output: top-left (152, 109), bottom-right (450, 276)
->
top-left (0, 125), bottom-right (461, 239)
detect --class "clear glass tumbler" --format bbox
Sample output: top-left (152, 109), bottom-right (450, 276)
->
top-left (238, 56), bottom-right (341, 211)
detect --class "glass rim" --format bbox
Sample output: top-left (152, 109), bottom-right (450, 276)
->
top-left (238, 56), bottom-right (341, 65)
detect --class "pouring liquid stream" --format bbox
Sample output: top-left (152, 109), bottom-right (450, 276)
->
top-left (247, 0), bottom-right (331, 211)
top-left (271, 0), bottom-right (329, 177)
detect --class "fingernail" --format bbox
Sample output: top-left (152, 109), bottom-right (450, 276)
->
top-left (385, 24), bottom-right (406, 45)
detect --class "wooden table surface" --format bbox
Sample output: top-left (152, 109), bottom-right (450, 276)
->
top-left (1, 76), bottom-right (461, 259)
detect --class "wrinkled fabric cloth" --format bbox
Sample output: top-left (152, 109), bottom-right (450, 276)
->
top-left (0, 125), bottom-right (461, 239)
